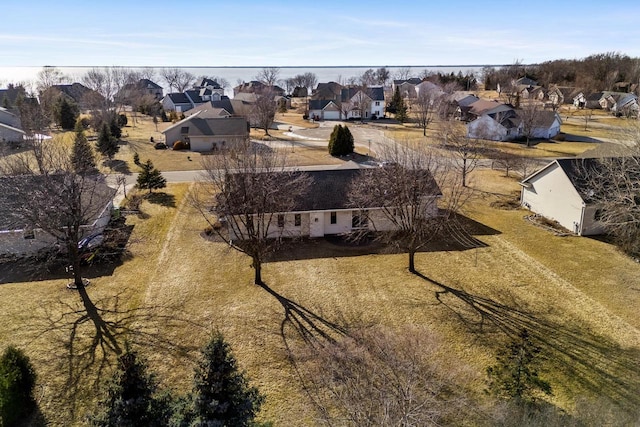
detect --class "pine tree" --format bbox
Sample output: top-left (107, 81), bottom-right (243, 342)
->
top-left (486, 329), bottom-right (552, 403)
top-left (329, 124), bottom-right (354, 156)
top-left (96, 123), bottom-right (119, 160)
top-left (109, 115), bottom-right (122, 140)
top-left (137, 159), bottom-right (166, 193)
top-left (89, 348), bottom-right (170, 427)
top-left (57, 97), bottom-right (79, 130)
top-left (178, 333), bottom-right (264, 426)
top-left (72, 124), bottom-right (96, 175)
top-left (0, 346), bottom-right (38, 427)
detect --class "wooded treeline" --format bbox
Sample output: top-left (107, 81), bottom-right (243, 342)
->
top-left (483, 52), bottom-right (640, 93)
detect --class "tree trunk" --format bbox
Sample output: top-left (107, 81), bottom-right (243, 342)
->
top-left (253, 256), bottom-right (263, 285)
top-left (423, 126), bottom-right (427, 137)
top-left (462, 158), bottom-right (467, 187)
top-left (68, 241), bottom-right (84, 288)
top-left (408, 250), bottom-right (416, 274)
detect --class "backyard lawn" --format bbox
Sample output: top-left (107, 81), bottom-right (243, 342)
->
top-left (1, 169), bottom-right (639, 425)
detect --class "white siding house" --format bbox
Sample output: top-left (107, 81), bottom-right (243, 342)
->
top-left (520, 159), bottom-right (605, 235)
top-left (226, 166), bottom-right (440, 240)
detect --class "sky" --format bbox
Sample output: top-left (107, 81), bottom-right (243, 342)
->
top-left (1, 0), bottom-right (640, 67)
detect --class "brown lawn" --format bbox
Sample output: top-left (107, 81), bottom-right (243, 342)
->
top-left (1, 169), bottom-right (639, 425)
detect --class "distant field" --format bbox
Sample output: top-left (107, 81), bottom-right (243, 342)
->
top-left (1, 170), bottom-right (639, 425)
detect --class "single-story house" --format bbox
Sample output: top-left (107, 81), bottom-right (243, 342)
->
top-left (526, 110), bottom-right (562, 139)
top-left (162, 111), bottom-right (249, 152)
top-left (224, 165), bottom-right (441, 240)
top-left (520, 158), bottom-right (605, 235)
top-left (467, 112), bottom-right (522, 141)
top-left (0, 176), bottom-right (115, 255)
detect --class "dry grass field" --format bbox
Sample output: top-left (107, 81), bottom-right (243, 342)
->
top-left (1, 167), bottom-right (639, 425)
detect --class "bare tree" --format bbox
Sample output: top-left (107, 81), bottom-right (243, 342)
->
top-left (414, 87), bottom-right (441, 136)
top-left (349, 142), bottom-right (469, 273)
top-left (82, 67), bottom-right (118, 109)
top-left (375, 67), bottom-right (390, 86)
top-left (0, 137), bottom-right (111, 289)
top-left (191, 141), bottom-right (312, 285)
top-left (252, 89), bottom-right (277, 135)
top-left (256, 67), bottom-right (280, 87)
top-left (575, 143), bottom-right (640, 254)
top-left (359, 68), bottom-right (376, 86)
top-left (297, 325), bottom-right (478, 426)
top-left (518, 101), bottom-right (542, 147)
top-left (440, 120), bottom-right (483, 187)
top-left (352, 87), bottom-right (372, 121)
top-left (138, 67), bottom-right (157, 81)
top-left (394, 67), bottom-right (412, 81)
top-left (174, 70), bottom-right (196, 92)
top-left (583, 109), bottom-right (594, 131)
top-left (36, 66), bottom-right (68, 94)
top-left (160, 67), bottom-right (181, 93)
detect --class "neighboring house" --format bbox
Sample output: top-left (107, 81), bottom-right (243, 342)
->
top-left (467, 99), bottom-right (514, 120)
top-left (312, 82), bottom-right (343, 101)
top-left (415, 80), bottom-right (441, 98)
top-left (0, 107), bottom-right (22, 129)
top-left (585, 92), bottom-right (605, 109)
top-left (43, 83), bottom-right (105, 109)
top-left (446, 93), bottom-right (479, 120)
top-left (161, 92), bottom-right (194, 113)
top-left (116, 78), bottom-right (164, 104)
top-left (608, 93), bottom-right (638, 117)
top-left (224, 164), bottom-right (441, 240)
top-left (0, 176), bottom-right (115, 255)
top-left (0, 85), bottom-right (28, 108)
top-left (340, 86), bottom-right (385, 119)
top-left (524, 110), bottom-right (563, 139)
top-left (515, 77), bottom-right (538, 87)
top-left (520, 158), bottom-right (606, 235)
top-left (572, 92), bottom-right (587, 108)
top-left (392, 78), bottom-right (422, 98)
top-left (234, 81), bottom-right (285, 97)
top-left (185, 97), bottom-right (253, 118)
top-left (162, 111), bottom-right (249, 152)
top-left (467, 112), bottom-right (522, 141)
top-left (196, 78), bottom-right (225, 96)
top-left (0, 107), bottom-right (25, 143)
top-left (308, 99), bottom-right (341, 121)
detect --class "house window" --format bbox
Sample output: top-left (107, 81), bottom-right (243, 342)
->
top-left (375, 101), bottom-right (380, 106)
top-left (277, 214), bottom-right (285, 228)
top-left (330, 212), bottom-right (337, 224)
top-left (294, 214), bottom-right (301, 227)
top-left (352, 211), bottom-right (369, 229)
top-left (181, 126), bottom-right (189, 134)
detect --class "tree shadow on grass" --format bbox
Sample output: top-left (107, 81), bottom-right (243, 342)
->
top-left (146, 191), bottom-right (176, 208)
top-left (414, 271), bottom-right (640, 411)
top-left (257, 282), bottom-right (348, 347)
top-left (15, 287), bottom-right (204, 422)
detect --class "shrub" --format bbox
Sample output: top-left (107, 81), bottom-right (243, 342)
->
top-left (172, 140), bottom-right (187, 150)
top-left (0, 346), bottom-right (38, 426)
top-left (117, 113), bottom-right (128, 128)
top-left (302, 113), bottom-right (309, 120)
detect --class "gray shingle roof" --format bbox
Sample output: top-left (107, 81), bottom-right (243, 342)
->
top-left (167, 92), bottom-right (191, 104)
top-left (163, 114), bottom-right (248, 138)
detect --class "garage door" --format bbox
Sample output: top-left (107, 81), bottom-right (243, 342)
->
top-left (323, 110), bottom-right (340, 120)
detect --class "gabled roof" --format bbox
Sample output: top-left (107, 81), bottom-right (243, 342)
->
top-left (48, 83), bottom-right (104, 104)
top-left (469, 100), bottom-right (513, 116)
top-left (340, 86), bottom-right (384, 102)
top-left (185, 89), bottom-right (204, 104)
top-left (138, 78), bottom-right (162, 90)
top-left (309, 99), bottom-right (339, 110)
top-left (313, 82), bottom-right (343, 100)
top-left (198, 78), bottom-right (222, 89)
top-left (456, 94), bottom-right (480, 107)
top-left (521, 158), bottom-right (611, 202)
top-left (0, 122), bottom-right (26, 135)
top-left (516, 77), bottom-right (538, 86)
top-left (394, 78), bottom-right (422, 86)
top-left (162, 112), bottom-right (248, 137)
top-left (226, 167), bottom-right (441, 214)
top-left (165, 92), bottom-right (192, 105)
top-left (233, 92), bottom-right (258, 103)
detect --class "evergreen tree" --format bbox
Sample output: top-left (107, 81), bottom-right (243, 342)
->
top-left (0, 346), bottom-right (38, 427)
top-left (89, 348), bottom-right (170, 427)
top-left (57, 97), bottom-right (79, 130)
top-left (487, 329), bottom-right (552, 403)
top-left (395, 98), bottom-right (408, 123)
top-left (133, 152), bottom-right (141, 166)
top-left (328, 124), bottom-right (354, 156)
top-left (96, 123), bottom-right (119, 160)
top-left (177, 333), bottom-right (264, 426)
top-left (137, 159), bottom-right (166, 193)
top-left (109, 115), bottom-right (122, 139)
top-left (72, 124), bottom-right (97, 175)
